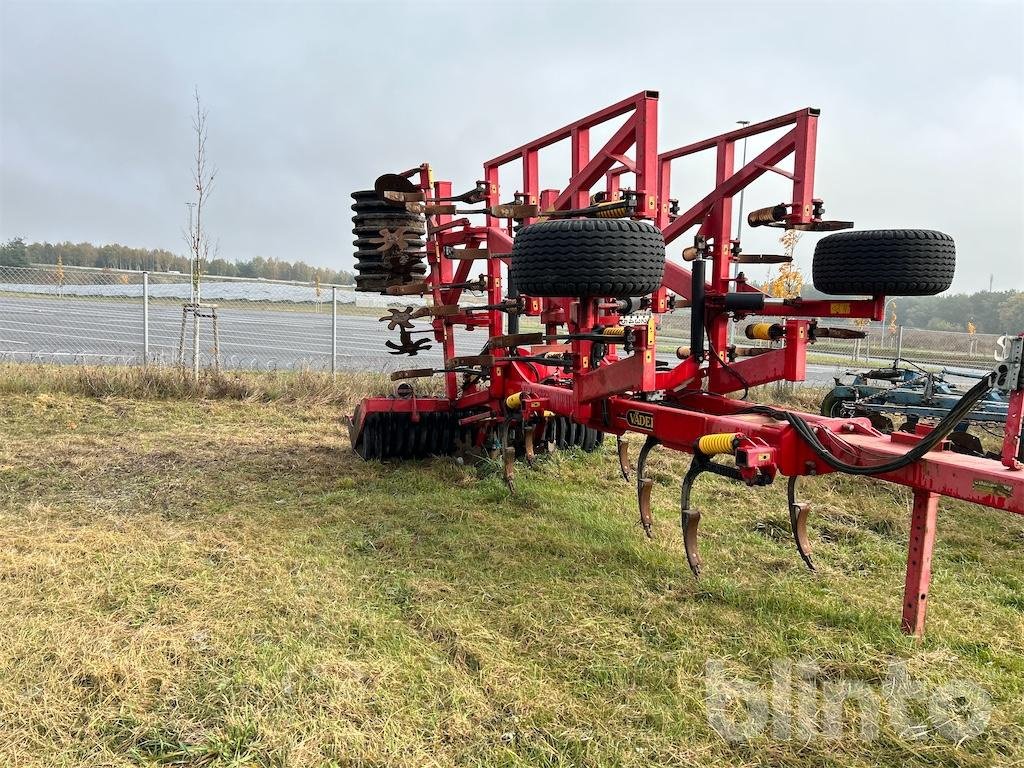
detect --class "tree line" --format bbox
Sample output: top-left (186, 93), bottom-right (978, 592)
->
top-left (800, 285), bottom-right (1024, 335)
top-left (0, 237), bottom-right (354, 285)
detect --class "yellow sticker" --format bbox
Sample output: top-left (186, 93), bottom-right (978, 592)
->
top-left (830, 302), bottom-right (850, 315)
top-left (973, 479), bottom-right (1012, 499)
top-left (647, 316), bottom-right (656, 345)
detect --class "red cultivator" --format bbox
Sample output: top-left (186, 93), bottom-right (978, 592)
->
top-left (347, 90), bottom-right (1024, 636)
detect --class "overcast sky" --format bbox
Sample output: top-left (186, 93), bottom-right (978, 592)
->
top-left (1, 0), bottom-right (1021, 293)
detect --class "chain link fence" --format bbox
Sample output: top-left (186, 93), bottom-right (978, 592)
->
top-left (0, 264), bottom-right (415, 372)
top-left (1, 263), bottom-right (1008, 376)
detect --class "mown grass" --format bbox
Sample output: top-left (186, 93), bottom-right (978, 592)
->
top-left (0, 365), bottom-right (1021, 767)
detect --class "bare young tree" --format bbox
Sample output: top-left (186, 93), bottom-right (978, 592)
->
top-left (178, 87), bottom-right (221, 380)
top-left (188, 86), bottom-right (217, 304)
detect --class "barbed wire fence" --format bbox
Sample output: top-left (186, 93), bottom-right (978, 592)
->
top-left (1, 263), bottom-right (1010, 377)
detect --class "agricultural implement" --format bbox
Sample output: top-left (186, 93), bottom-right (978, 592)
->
top-left (346, 91), bottom-right (1024, 636)
top-left (822, 361), bottom-right (1014, 457)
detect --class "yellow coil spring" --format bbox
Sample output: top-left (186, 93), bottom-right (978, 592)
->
top-left (602, 326), bottom-right (626, 337)
top-left (593, 201), bottom-right (630, 218)
top-left (505, 392), bottom-right (522, 410)
top-left (746, 322), bottom-right (776, 341)
top-left (747, 204), bottom-right (787, 227)
top-left (697, 432), bottom-right (740, 456)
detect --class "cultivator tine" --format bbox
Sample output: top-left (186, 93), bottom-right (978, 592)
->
top-left (490, 332), bottom-right (545, 348)
top-left (680, 458), bottom-right (705, 579)
top-left (386, 281), bottom-right (428, 296)
top-left (499, 422), bottom-right (517, 491)
top-left (489, 203), bottom-right (540, 219)
top-left (681, 508), bottom-right (703, 578)
top-left (733, 253), bottom-right (792, 264)
top-left (523, 423), bottom-right (537, 467)
top-left (381, 190), bottom-right (425, 204)
top-left (390, 368), bottom-right (437, 381)
top-left (787, 476), bottom-right (816, 572)
top-left (503, 447), bottom-right (516, 491)
top-left (446, 354), bottom-right (495, 369)
top-left (635, 436), bottom-right (659, 537)
top-left (443, 248), bottom-right (492, 261)
top-left (616, 435), bottom-right (631, 482)
top-left (638, 478), bottom-right (654, 538)
top-left (427, 217), bottom-right (471, 236)
top-left (542, 416), bottom-right (556, 453)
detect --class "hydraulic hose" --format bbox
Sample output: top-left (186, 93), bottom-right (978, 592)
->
top-left (744, 372), bottom-right (996, 476)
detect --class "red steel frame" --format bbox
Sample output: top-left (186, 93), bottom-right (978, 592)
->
top-left (353, 91), bottom-right (1024, 636)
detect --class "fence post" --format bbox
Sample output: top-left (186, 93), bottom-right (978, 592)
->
top-left (142, 271), bottom-right (150, 366)
top-left (896, 325), bottom-right (904, 361)
top-left (331, 286), bottom-right (338, 379)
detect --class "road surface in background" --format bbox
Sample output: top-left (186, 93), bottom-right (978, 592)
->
top-left (0, 295), bottom-right (921, 387)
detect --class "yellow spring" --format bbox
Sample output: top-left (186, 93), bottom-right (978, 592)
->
top-left (697, 432), bottom-right (740, 456)
top-left (593, 201), bottom-right (630, 218)
top-left (602, 326), bottom-right (626, 337)
top-left (745, 322), bottom-right (775, 341)
top-left (505, 392), bottom-right (522, 410)
top-left (747, 204), bottom-right (787, 227)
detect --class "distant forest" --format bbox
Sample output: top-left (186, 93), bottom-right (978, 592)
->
top-left (795, 286), bottom-right (1023, 335)
top-left (0, 237), bottom-right (354, 285)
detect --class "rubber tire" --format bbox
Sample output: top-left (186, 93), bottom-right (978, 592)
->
top-left (812, 229), bottom-right (955, 296)
top-left (820, 391), bottom-right (853, 418)
top-left (510, 218), bottom-right (665, 298)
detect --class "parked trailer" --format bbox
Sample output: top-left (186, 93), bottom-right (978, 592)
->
top-left (346, 91), bottom-right (1024, 637)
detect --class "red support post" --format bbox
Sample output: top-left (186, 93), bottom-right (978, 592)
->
top-left (570, 127), bottom-right (590, 209)
top-left (901, 489), bottom-right (940, 636)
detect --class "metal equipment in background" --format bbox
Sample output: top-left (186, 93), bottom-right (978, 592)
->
top-left (345, 91), bottom-right (1024, 637)
top-left (822, 360), bottom-right (1017, 458)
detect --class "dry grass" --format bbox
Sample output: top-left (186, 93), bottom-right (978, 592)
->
top-left (0, 365), bottom-right (1021, 767)
top-left (0, 364), bottom-right (400, 406)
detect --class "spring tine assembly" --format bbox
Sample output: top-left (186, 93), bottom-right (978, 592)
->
top-left (489, 203), bottom-right (540, 219)
top-left (443, 247), bottom-right (493, 261)
top-left (636, 436), bottom-right (659, 538)
top-left (679, 457), bottom-right (705, 578)
top-left (523, 423), bottom-right (537, 466)
top-left (733, 253), bottom-right (793, 265)
top-left (386, 281), bottom-right (429, 296)
top-left (500, 422), bottom-right (516, 492)
top-left (787, 476), bottom-right (816, 572)
top-left (616, 435), bottom-right (631, 482)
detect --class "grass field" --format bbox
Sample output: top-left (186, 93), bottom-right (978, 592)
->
top-left (0, 366), bottom-right (1021, 767)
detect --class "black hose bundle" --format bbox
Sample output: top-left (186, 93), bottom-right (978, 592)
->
top-left (744, 372), bottom-right (996, 476)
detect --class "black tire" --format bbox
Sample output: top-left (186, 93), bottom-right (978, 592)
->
top-left (820, 391), bottom-right (853, 418)
top-left (510, 218), bottom-right (665, 298)
top-left (812, 229), bottom-right (955, 296)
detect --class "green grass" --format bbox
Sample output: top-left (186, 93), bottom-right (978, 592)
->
top-left (0, 366), bottom-right (1021, 767)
